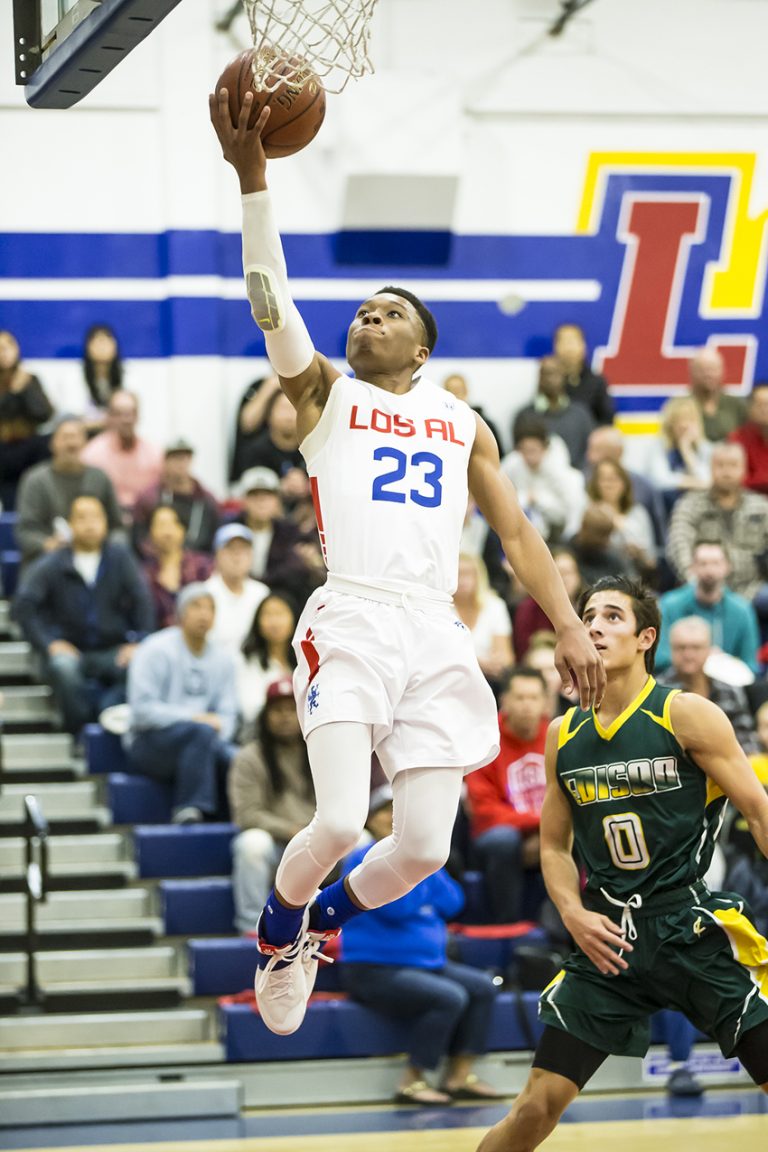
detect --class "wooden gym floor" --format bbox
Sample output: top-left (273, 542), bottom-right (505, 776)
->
top-left (10, 1090), bottom-right (768, 1152)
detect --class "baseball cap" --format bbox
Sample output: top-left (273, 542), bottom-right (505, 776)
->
top-left (165, 437), bottom-right (195, 456)
top-left (176, 581), bottom-right (215, 617)
top-left (368, 784), bottom-right (393, 818)
top-left (265, 677), bottom-right (295, 704)
top-left (213, 523), bottom-right (254, 551)
top-left (237, 466), bottom-right (280, 496)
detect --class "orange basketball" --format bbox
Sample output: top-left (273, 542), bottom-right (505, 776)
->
top-left (216, 50), bottom-right (326, 158)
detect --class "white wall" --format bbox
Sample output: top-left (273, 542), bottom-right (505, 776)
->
top-left (2, 0), bottom-right (767, 490)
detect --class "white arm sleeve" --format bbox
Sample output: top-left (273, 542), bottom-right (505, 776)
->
top-left (241, 190), bottom-right (316, 378)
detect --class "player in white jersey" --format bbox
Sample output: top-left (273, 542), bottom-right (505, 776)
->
top-left (210, 90), bottom-right (606, 1038)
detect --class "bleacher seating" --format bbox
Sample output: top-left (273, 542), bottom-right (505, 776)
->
top-left (220, 989), bottom-right (544, 1063)
top-left (108, 773), bottom-right (172, 825)
top-left (161, 879), bottom-right (236, 936)
top-left (134, 824), bottom-right (237, 878)
top-left (84, 724), bottom-right (126, 774)
top-left (0, 550), bottom-right (20, 597)
top-left (0, 511), bottom-right (16, 550)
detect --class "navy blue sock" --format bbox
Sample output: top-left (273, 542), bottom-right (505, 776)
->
top-left (260, 889), bottom-right (306, 947)
top-left (310, 877), bottom-right (366, 933)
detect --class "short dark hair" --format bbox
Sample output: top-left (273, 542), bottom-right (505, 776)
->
top-left (376, 285), bottom-right (438, 353)
top-left (513, 413), bottom-right (549, 447)
top-left (502, 665), bottom-right (547, 693)
top-left (577, 575), bottom-right (661, 673)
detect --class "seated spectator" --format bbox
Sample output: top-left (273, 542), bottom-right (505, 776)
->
top-left (132, 438), bottom-right (220, 554)
top-left (645, 396), bottom-right (713, 513)
top-left (12, 496), bottom-right (153, 735)
top-left (340, 786), bottom-right (501, 1107)
top-left (140, 504), bottom-right (213, 629)
top-left (513, 547), bottom-right (584, 661)
top-left (234, 466), bottom-right (323, 605)
top-left (0, 329), bottom-right (53, 510)
top-left (666, 442), bottom-right (768, 604)
top-left (228, 677), bottom-right (315, 934)
top-left (239, 592), bottom-right (298, 724)
top-left (501, 417), bottom-right (585, 543)
top-left (238, 388), bottom-right (306, 480)
top-left (81, 390), bottom-right (163, 519)
top-left (443, 371), bottom-right (504, 455)
top-left (230, 374), bottom-right (281, 482)
top-left (657, 617), bottom-right (758, 753)
top-left (553, 322), bottom-right (614, 425)
top-left (687, 346), bottom-right (748, 442)
top-left (465, 667), bottom-right (548, 924)
top-left (80, 323), bottom-right (124, 433)
top-left (15, 415), bottom-right (123, 569)
top-left (729, 382), bottom-right (768, 496)
top-left (656, 539), bottom-right (760, 675)
top-left (586, 459), bottom-right (657, 580)
top-left (512, 356), bottom-right (595, 469)
top-left (205, 524), bottom-right (269, 654)
top-left (522, 632), bottom-right (570, 719)
top-left (125, 584), bottom-right (239, 823)
top-left (568, 503), bottom-right (633, 586)
top-left (454, 553), bottom-right (513, 692)
top-left (584, 424), bottom-right (667, 549)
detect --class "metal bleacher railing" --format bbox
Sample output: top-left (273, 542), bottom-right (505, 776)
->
top-left (17, 794), bottom-right (49, 1011)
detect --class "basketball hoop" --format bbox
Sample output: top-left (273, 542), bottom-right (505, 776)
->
top-left (242, 0), bottom-right (378, 93)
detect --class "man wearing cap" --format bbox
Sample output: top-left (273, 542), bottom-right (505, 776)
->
top-left (132, 437), bottom-right (221, 554)
top-left (235, 466), bottom-right (323, 603)
top-left (205, 523), bottom-right (269, 654)
top-left (125, 583), bottom-right (239, 823)
top-left (228, 677), bottom-right (316, 932)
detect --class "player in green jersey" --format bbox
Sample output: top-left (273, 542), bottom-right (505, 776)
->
top-left (477, 575), bottom-right (768, 1152)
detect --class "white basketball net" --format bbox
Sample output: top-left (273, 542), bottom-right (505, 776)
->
top-left (243, 0), bottom-right (379, 94)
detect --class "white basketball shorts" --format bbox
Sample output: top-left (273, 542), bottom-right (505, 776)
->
top-left (292, 576), bottom-right (500, 779)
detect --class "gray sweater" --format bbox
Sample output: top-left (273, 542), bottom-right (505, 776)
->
top-left (16, 462), bottom-right (123, 565)
top-left (126, 627), bottom-right (239, 743)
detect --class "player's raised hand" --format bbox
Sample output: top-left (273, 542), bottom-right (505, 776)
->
top-left (564, 908), bottom-right (632, 976)
top-left (554, 622), bottom-right (606, 711)
top-left (208, 89), bottom-right (270, 193)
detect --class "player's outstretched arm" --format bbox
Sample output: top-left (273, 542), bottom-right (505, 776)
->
top-left (208, 89), bottom-right (338, 427)
top-left (671, 692), bottom-right (768, 858)
top-left (468, 416), bottom-right (605, 710)
top-left (540, 721), bottom-right (631, 974)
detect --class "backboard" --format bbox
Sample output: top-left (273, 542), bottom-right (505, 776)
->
top-left (13, 0), bottom-right (184, 109)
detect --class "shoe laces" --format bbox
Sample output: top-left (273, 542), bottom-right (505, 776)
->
top-left (255, 936), bottom-right (303, 998)
top-left (302, 931), bottom-right (337, 968)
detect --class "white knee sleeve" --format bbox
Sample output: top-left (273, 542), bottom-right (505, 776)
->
top-left (348, 766), bottom-right (463, 909)
top-left (241, 191), bottom-right (316, 378)
top-left (274, 722), bottom-right (373, 906)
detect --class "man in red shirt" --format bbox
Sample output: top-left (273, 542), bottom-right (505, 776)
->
top-left (729, 383), bottom-right (768, 495)
top-left (465, 667), bottom-right (549, 923)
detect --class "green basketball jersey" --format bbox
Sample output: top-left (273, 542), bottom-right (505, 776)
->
top-left (556, 677), bottom-right (727, 905)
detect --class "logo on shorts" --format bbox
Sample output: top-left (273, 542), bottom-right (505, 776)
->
top-left (454, 619), bottom-right (468, 631)
top-left (308, 683), bottom-right (320, 714)
top-left (693, 916), bottom-right (706, 937)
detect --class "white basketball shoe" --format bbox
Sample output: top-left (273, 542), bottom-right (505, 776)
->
top-left (254, 908), bottom-right (340, 1036)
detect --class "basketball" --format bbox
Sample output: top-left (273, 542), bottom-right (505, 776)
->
top-left (216, 50), bottom-right (326, 158)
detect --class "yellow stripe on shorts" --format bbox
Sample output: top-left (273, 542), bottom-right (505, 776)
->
top-left (711, 907), bottom-right (768, 997)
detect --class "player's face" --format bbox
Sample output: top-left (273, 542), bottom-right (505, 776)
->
top-left (581, 590), bottom-right (654, 674)
top-left (346, 294), bottom-right (429, 377)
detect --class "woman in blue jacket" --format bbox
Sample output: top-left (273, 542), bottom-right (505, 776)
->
top-left (341, 786), bottom-right (503, 1106)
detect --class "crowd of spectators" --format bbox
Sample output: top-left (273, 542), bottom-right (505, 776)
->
top-left (4, 321), bottom-right (768, 1038)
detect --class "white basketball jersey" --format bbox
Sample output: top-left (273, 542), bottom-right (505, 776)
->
top-left (301, 375), bottom-right (477, 595)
